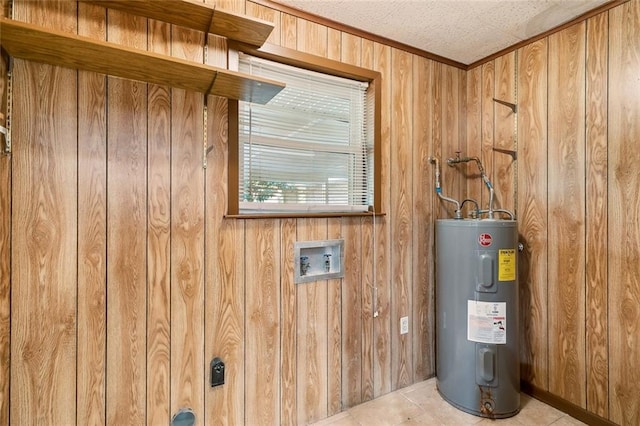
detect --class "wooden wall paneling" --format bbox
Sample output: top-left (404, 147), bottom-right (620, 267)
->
top-left (585, 11), bottom-right (609, 419)
top-left (105, 10), bottom-right (148, 425)
top-left (0, 1), bottom-right (6, 419)
top-left (361, 214), bottom-right (375, 403)
top-left (390, 48), bottom-right (413, 390)
top-left (291, 18), bottom-right (331, 421)
top-left (204, 9), bottom-right (246, 423)
top-left (341, 217), bottom-right (363, 407)
top-left (10, 1), bottom-right (78, 424)
top-left (0, 188), bottom-right (6, 425)
top-left (361, 39), bottom-right (374, 69)
top-left (327, 28), bottom-right (342, 61)
top-left (371, 211), bottom-right (392, 392)
top-left (430, 62), bottom-right (445, 220)
top-left (146, 16), bottom-right (172, 426)
top-left (170, 23), bottom-right (205, 418)
top-left (480, 61), bottom-right (495, 211)
top-left (431, 62), bottom-right (450, 220)
top-left (515, 39), bottom-right (549, 390)
top-left (360, 38), bottom-right (374, 401)
top-left (0, 3), bottom-right (8, 421)
top-left (296, 19), bottom-right (328, 57)
top-left (280, 218), bottom-right (297, 426)
top-left (411, 55), bottom-right (434, 381)
top-left (296, 218), bottom-right (329, 424)
top-left (245, 219), bottom-right (281, 425)
top-left (246, 1), bottom-right (281, 45)
top-left (339, 30), bottom-right (374, 404)
top-left (0, 45), bottom-right (10, 426)
top-left (336, 30), bottom-right (368, 406)
top-left (280, 13), bottom-right (297, 49)
top-left (215, 0), bottom-right (244, 13)
top-left (361, 37), bottom-right (375, 403)
top-left (77, 3), bottom-right (107, 424)
top-left (441, 66), bottom-right (462, 204)
top-left (341, 33), bottom-right (362, 66)
top-left (458, 68), bottom-right (467, 180)
top-left (204, 144), bottom-right (246, 426)
top-left (465, 66), bottom-right (483, 206)
top-left (608, 1), bottom-right (640, 424)
top-left (440, 65), bottom-right (466, 206)
top-left (327, 218), bottom-right (343, 416)
top-left (493, 52), bottom-right (517, 214)
top-left (372, 42), bottom-right (392, 399)
top-left (547, 22), bottom-right (586, 408)
top-left (11, 59), bottom-right (79, 423)
top-left (5, 2), bottom-right (640, 425)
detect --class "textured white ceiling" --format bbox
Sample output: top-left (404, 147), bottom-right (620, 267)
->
top-left (274, 0), bottom-right (611, 65)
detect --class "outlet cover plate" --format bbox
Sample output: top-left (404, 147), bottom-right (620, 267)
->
top-left (400, 316), bottom-right (409, 334)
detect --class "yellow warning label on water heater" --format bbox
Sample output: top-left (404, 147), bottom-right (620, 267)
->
top-left (498, 249), bottom-right (516, 281)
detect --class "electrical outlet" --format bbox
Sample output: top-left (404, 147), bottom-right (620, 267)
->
top-left (210, 357), bottom-right (225, 387)
top-left (400, 316), bottom-right (409, 335)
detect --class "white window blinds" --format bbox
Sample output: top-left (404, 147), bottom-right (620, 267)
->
top-left (238, 53), bottom-right (372, 213)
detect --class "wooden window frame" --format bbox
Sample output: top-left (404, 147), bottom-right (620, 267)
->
top-left (227, 42), bottom-right (382, 218)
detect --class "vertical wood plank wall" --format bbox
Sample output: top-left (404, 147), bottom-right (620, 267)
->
top-left (607, 2), bottom-right (640, 424)
top-left (466, 1), bottom-right (640, 424)
top-left (147, 14), bottom-right (172, 426)
top-left (585, 11), bottom-right (608, 420)
top-left (547, 21), bottom-right (587, 408)
top-left (106, 10), bottom-right (148, 425)
top-left (0, 2), bottom-right (11, 425)
top-left (77, 3), bottom-right (107, 424)
top-left (1, 0), bottom-right (462, 424)
top-left (11, 2), bottom-right (78, 425)
top-left (3, 1), bottom-right (640, 425)
top-left (515, 37), bottom-right (549, 393)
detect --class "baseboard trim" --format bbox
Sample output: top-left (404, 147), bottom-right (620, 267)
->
top-left (521, 382), bottom-right (617, 426)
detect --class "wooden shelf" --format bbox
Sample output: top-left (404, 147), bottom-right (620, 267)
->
top-left (83, 0), bottom-right (275, 47)
top-left (0, 18), bottom-right (284, 104)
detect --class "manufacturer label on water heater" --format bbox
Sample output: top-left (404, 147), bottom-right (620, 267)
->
top-left (467, 300), bottom-right (506, 344)
top-left (478, 233), bottom-right (492, 247)
top-left (499, 249), bottom-right (516, 281)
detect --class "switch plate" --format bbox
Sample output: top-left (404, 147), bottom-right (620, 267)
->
top-left (400, 316), bottom-right (409, 335)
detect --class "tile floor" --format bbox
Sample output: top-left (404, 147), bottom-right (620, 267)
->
top-left (311, 378), bottom-right (585, 426)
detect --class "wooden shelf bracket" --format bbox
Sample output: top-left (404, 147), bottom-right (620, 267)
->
top-left (492, 97), bottom-right (517, 113)
top-left (493, 147), bottom-right (517, 160)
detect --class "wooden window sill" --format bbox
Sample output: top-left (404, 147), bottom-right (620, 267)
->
top-left (225, 212), bottom-right (386, 219)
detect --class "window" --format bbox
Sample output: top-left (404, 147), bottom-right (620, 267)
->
top-left (228, 44), bottom-right (381, 217)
